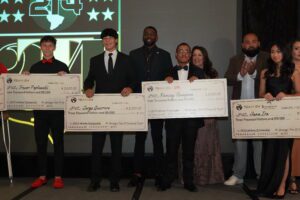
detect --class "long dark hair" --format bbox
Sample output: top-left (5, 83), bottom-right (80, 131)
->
top-left (191, 46), bottom-right (218, 78)
top-left (265, 42), bottom-right (294, 79)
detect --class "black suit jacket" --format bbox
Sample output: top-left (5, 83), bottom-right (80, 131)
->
top-left (166, 65), bottom-right (205, 128)
top-left (84, 51), bottom-right (137, 93)
top-left (168, 65), bottom-right (205, 80)
top-left (129, 46), bottom-right (173, 92)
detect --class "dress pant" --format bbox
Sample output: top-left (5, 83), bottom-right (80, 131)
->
top-left (34, 112), bottom-right (64, 177)
top-left (233, 140), bottom-right (262, 179)
top-left (91, 132), bottom-right (123, 184)
top-left (164, 118), bottom-right (198, 185)
top-left (133, 119), bottom-right (164, 175)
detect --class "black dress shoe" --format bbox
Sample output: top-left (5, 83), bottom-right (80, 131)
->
top-left (154, 175), bottom-right (162, 187)
top-left (127, 175), bottom-right (144, 187)
top-left (184, 183), bottom-right (198, 192)
top-left (110, 182), bottom-right (120, 192)
top-left (87, 181), bottom-right (100, 192)
top-left (157, 181), bottom-right (171, 191)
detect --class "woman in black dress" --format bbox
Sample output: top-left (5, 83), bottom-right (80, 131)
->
top-left (257, 42), bottom-right (300, 198)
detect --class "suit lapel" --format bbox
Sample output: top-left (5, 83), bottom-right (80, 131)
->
top-left (237, 54), bottom-right (245, 70)
top-left (172, 67), bottom-right (179, 80)
top-left (255, 52), bottom-right (266, 71)
top-left (188, 66), bottom-right (193, 79)
top-left (98, 53), bottom-right (108, 75)
top-left (112, 51), bottom-right (120, 74)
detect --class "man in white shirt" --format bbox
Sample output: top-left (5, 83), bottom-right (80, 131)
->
top-left (224, 33), bottom-right (269, 186)
top-left (159, 43), bottom-right (205, 192)
top-left (84, 28), bottom-right (136, 192)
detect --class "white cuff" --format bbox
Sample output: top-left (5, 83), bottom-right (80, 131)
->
top-left (237, 73), bottom-right (243, 81)
top-left (249, 70), bottom-right (257, 79)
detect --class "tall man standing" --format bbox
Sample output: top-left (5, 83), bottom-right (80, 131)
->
top-left (128, 26), bottom-right (173, 187)
top-left (224, 33), bottom-right (269, 185)
top-left (84, 28), bottom-right (136, 192)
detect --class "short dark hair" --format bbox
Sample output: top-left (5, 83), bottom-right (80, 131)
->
top-left (40, 36), bottom-right (56, 45)
top-left (144, 26), bottom-right (157, 35)
top-left (176, 42), bottom-right (191, 53)
top-left (100, 28), bottom-right (118, 39)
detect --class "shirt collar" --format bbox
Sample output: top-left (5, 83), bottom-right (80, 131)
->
top-left (244, 54), bottom-right (257, 62)
top-left (41, 57), bottom-right (54, 64)
top-left (105, 49), bottom-right (117, 56)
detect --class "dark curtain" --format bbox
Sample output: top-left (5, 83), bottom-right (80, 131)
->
top-left (242, 0), bottom-right (298, 50)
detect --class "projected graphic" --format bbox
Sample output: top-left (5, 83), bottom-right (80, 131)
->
top-left (0, 0), bottom-right (119, 34)
top-left (0, 0), bottom-right (121, 135)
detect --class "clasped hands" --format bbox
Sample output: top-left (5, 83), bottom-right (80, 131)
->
top-left (240, 61), bottom-right (256, 77)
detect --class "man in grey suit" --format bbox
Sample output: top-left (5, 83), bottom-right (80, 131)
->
top-left (224, 33), bottom-right (269, 186)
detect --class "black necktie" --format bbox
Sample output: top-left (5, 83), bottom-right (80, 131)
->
top-left (175, 65), bottom-right (188, 71)
top-left (108, 53), bottom-right (113, 74)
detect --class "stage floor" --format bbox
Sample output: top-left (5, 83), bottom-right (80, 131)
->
top-left (0, 178), bottom-right (299, 200)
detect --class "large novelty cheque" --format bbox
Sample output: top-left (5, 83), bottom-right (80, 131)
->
top-left (231, 97), bottom-right (300, 139)
top-left (142, 79), bottom-right (228, 119)
top-left (4, 74), bottom-right (81, 110)
top-left (64, 94), bottom-right (148, 132)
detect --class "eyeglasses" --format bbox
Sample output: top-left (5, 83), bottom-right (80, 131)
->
top-left (177, 50), bottom-right (191, 55)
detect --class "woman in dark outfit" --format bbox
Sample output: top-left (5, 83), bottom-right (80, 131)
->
top-left (257, 42), bottom-right (300, 198)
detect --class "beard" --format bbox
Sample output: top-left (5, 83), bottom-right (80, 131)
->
top-left (143, 39), bottom-right (156, 47)
top-left (242, 47), bottom-right (260, 58)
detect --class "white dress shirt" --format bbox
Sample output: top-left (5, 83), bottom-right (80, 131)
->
top-left (177, 64), bottom-right (189, 80)
top-left (237, 55), bottom-right (257, 99)
top-left (104, 49), bottom-right (117, 73)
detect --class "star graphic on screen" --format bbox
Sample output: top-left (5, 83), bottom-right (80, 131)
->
top-left (102, 8), bottom-right (114, 21)
top-left (87, 8), bottom-right (100, 21)
top-left (13, 9), bottom-right (24, 22)
top-left (0, 0), bottom-right (9, 4)
top-left (14, 0), bottom-right (23, 4)
top-left (0, 10), bottom-right (10, 22)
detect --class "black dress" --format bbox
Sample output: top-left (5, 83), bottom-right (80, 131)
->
top-left (257, 76), bottom-right (293, 198)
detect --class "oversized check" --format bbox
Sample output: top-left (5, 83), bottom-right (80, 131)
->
top-left (231, 97), bottom-right (300, 139)
top-left (64, 94), bottom-right (148, 132)
top-left (0, 76), bottom-right (5, 111)
top-left (4, 74), bottom-right (81, 110)
top-left (142, 79), bottom-right (228, 119)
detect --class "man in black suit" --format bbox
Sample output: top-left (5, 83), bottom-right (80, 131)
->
top-left (159, 43), bottom-right (204, 192)
top-left (128, 26), bottom-right (173, 187)
top-left (84, 28), bottom-right (136, 192)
